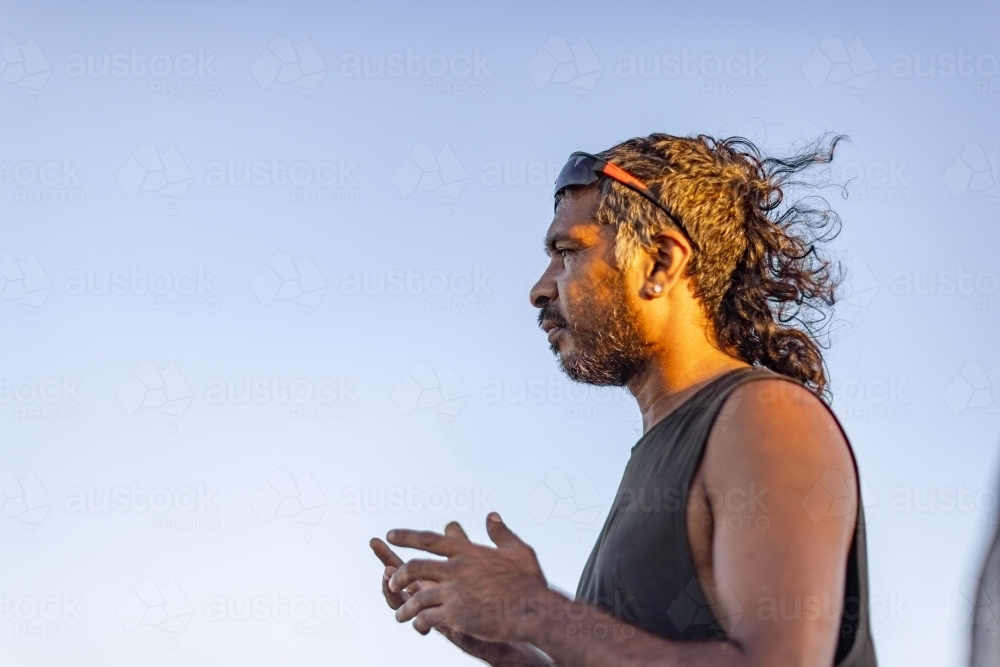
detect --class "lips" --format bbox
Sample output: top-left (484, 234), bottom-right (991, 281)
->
top-left (538, 306), bottom-right (569, 345)
top-left (540, 318), bottom-right (567, 344)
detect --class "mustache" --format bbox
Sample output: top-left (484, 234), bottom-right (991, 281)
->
top-left (537, 304), bottom-right (569, 330)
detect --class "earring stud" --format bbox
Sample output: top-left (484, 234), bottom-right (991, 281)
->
top-left (652, 285), bottom-right (662, 293)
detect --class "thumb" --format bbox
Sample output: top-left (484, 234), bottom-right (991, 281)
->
top-left (485, 512), bottom-right (523, 549)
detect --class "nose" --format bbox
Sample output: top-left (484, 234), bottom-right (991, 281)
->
top-left (530, 262), bottom-right (558, 309)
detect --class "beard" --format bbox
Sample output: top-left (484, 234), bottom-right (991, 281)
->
top-left (537, 271), bottom-right (652, 387)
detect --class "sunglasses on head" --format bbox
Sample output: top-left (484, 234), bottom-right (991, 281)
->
top-left (554, 151), bottom-right (697, 249)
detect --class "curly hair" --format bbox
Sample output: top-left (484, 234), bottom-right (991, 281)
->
top-left (586, 133), bottom-right (845, 397)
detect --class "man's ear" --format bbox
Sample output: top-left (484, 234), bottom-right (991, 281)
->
top-left (644, 230), bottom-right (693, 299)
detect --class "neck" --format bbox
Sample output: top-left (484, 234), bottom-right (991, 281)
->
top-left (626, 334), bottom-right (748, 433)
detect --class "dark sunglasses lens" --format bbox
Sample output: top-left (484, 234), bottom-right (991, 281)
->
top-left (554, 155), bottom-right (598, 196)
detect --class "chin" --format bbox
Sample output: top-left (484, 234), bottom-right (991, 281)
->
top-left (554, 352), bottom-right (583, 378)
top-left (550, 338), bottom-right (575, 360)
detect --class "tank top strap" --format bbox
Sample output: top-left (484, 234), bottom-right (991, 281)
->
top-left (638, 366), bottom-right (786, 451)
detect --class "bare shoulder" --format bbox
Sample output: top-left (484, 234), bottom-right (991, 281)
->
top-left (702, 377), bottom-right (858, 514)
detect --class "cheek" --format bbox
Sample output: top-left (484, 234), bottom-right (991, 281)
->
top-left (558, 257), bottom-right (595, 297)
top-left (563, 259), bottom-right (615, 297)
top-left (557, 273), bottom-right (586, 315)
top-left (561, 279), bottom-right (604, 325)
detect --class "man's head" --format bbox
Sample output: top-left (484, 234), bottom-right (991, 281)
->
top-left (530, 133), bottom-right (845, 396)
top-left (531, 185), bottom-right (694, 387)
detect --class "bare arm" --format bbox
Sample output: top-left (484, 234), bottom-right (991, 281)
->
top-left (385, 379), bottom-right (858, 667)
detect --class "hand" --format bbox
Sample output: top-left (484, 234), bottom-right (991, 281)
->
top-left (372, 522), bottom-right (550, 667)
top-left (387, 513), bottom-right (549, 643)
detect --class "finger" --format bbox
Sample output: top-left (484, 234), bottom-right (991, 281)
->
top-left (389, 559), bottom-right (450, 593)
top-left (381, 566), bottom-right (406, 609)
top-left (444, 521), bottom-right (469, 540)
top-left (385, 564), bottom-right (427, 597)
top-left (395, 586), bottom-right (444, 623)
top-left (413, 606), bottom-right (447, 635)
top-left (485, 512), bottom-right (524, 549)
top-left (408, 579), bottom-right (434, 596)
top-left (370, 537), bottom-right (405, 568)
top-left (387, 529), bottom-right (467, 557)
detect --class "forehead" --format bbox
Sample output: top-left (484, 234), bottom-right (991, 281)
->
top-left (547, 187), bottom-right (605, 243)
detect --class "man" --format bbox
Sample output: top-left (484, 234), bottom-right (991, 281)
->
top-left (371, 134), bottom-right (876, 666)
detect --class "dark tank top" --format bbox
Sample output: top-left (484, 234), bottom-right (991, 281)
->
top-left (576, 367), bottom-right (877, 667)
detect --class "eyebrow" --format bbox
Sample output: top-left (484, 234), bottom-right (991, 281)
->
top-left (542, 232), bottom-right (585, 255)
top-left (542, 233), bottom-right (566, 254)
